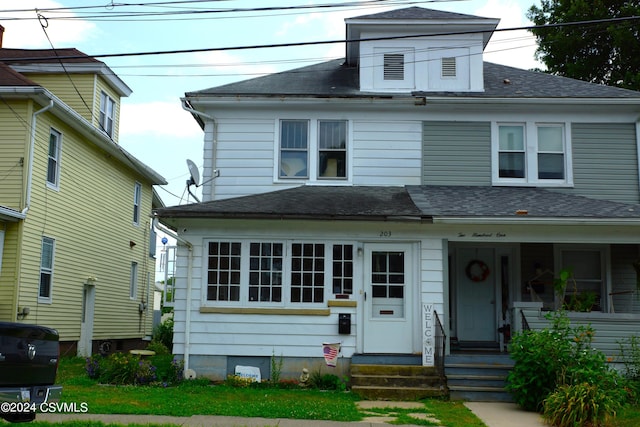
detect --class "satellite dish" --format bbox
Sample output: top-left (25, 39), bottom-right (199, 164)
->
top-left (186, 159), bottom-right (200, 187)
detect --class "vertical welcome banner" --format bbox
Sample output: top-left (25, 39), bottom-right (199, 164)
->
top-left (322, 343), bottom-right (340, 367)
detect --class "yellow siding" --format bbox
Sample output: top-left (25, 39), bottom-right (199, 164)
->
top-left (21, 73), bottom-right (96, 123)
top-left (0, 222), bottom-right (21, 320)
top-left (94, 77), bottom-right (122, 144)
top-left (16, 109), bottom-right (156, 341)
top-left (0, 100), bottom-right (31, 211)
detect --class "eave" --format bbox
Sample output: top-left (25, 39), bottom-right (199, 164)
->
top-left (0, 86), bottom-right (166, 185)
top-left (433, 217), bottom-right (640, 226)
top-left (0, 206), bottom-right (25, 222)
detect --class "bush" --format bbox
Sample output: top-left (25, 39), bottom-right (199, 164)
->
top-left (146, 340), bottom-right (170, 355)
top-left (507, 311), bottom-right (626, 413)
top-left (85, 353), bottom-right (184, 386)
top-left (153, 318), bottom-right (174, 352)
top-left (543, 382), bottom-right (622, 427)
top-left (309, 371), bottom-right (348, 391)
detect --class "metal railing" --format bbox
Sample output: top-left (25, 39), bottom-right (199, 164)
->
top-left (434, 310), bottom-right (446, 377)
top-left (520, 309), bottom-right (531, 331)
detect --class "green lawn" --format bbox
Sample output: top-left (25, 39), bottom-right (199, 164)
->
top-left (23, 357), bottom-right (640, 427)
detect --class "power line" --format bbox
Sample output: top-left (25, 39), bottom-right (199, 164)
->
top-left (1, 14), bottom-right (637, 63)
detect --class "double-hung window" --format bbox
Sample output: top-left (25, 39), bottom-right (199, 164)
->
top-left (133, 182), bottom-right (142, 225)
top-left (39, 237), bottom-right (55, 302)
top-left (494, 122), bottom-right (571, 186)
top-left (279, 119), bottom-right (348, 181)
top-left (99, 91), bottom-right (115, 137)
top-left (205, 241), bottom-right (355, 306)
top-left (130, 262), bottom-right (138, 300)
top-left (47, 129), bottom-right (62, 188)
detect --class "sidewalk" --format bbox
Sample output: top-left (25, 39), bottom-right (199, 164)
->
top-left (35, 401), bottom-right (546, 426)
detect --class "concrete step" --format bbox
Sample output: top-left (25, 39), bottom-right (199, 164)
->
top-left (350, 363), bottom-right (446, 400)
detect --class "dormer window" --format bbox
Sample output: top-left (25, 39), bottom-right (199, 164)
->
top-left (99, 91), bottom-right (115, 137)
top-left (441, 57), bottom-right (457, 77)
top-left (383, 54), bottom-right (405, 80)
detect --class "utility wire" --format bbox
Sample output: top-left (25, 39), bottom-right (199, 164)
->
top-left (1, 14), bottom-right (637, 63)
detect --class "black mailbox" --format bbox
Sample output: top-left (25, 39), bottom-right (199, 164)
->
top-left (338, 313), bottom-right (351, 335)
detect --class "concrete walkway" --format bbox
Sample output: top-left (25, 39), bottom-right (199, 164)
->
top-left (34, 401), bottom-right (546, 426)
top-left (465, 402), bottom-right (546, 427)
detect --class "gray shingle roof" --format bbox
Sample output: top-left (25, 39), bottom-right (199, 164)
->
top-left (155, 185), bottom-right (640, 221)
top-left (349, 7), bottom-right (487, 21)
top-left (156, 185), bottom-right (424, 220)
top-left (187, 60), bottom-right (640, 100)
top-left (407, 186), bottom-right (640, 218)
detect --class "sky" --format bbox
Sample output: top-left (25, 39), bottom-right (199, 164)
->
top-left (0, 0), bottom-right (542, 274)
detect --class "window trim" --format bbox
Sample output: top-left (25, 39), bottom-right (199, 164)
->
top-left (99, 91), bottom-right (115, 137)
top-left (133, 182), bottom-right (142, 226)
top-left (46, 128), bottom-right (62, 190)
top-left (38, 236), bottom-right (55, 303)
top-left (491, 121), bottom-right (573, 187)
top-left (275, 118), bottom-right (352, 184)
top-left (130, 261), bottom-right (138, 300)
top-left (202, 240), bottom-right (356, 308)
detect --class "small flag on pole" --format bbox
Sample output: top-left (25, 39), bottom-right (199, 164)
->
top-left (322, 343), bottom-right (340, 367)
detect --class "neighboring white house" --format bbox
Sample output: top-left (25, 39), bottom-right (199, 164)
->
top-left (155, 7), bottom-right (640, 382)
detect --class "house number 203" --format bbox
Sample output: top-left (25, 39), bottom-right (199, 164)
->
top-left (379, 231), bottom-right (392, 237)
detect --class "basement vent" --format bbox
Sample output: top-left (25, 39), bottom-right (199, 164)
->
top-left (442, 57), bottom-right (457, 77)
top-left (383, 53), bottom-right (405, 80)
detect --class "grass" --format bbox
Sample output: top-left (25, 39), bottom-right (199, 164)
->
top-left (22, 356), bottom-right (640, 427)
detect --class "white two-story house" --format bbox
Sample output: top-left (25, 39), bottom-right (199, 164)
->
top-left (155, 7), bottom-right (640, 392)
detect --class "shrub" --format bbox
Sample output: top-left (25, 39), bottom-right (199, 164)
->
top-left (507, 311), bottom-right (626, 413)
top-left (543, 382), bottom-right (622, 427)
top-left (84, 353), bottom-right (184, 386)
top-left (309, 370), bottom-right (348, 391)
top-left (153, 318), bottom-right (174, 352)
top-left (146, 340), bottom-right (170, 355)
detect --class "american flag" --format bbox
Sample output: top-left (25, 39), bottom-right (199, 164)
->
top-left (322, 343), bottom-right (340, 367)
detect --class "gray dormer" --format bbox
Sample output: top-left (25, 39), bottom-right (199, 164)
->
top-left (345, 7), bottom-right (499, 93)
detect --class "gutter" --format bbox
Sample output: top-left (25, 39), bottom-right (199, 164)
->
top-left (151, 216), bottom-right (194, 377)
top-left (432, 217), bottom-right (640, 225)
top-left (23, 98), bottom-right (54, 215)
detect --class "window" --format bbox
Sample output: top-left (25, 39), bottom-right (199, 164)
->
top-left (133, 182), bottom-right (142, 225)
top-left (372, 251), bottom-right (405, 299)
top-left (291, 243), bottom-right (324, 303)
top-left (383, 53), bottom-right (404, 80)
top-left (441, 57), bottom-right (457, 77)
top-left (280, 120), bottom-right (308, 178)
top-left (249, 243), bottom-right (283, 302)
top-left (556, 246), bottom-right (607, 311)
top-left (279, 119), bottom-right (348, 181)
top-left (39, 237), bottom-right (55, 301)
top-left (130, 262), bottom-right (138, 300)
top-left (494, 122), bottom-right (570, 185)
top-left (332, 245), bottom-right (353, 295)
top-left (99, 92), bottom-right (115, 137)
top-left (205, 241), bottom-right (355, 305)
top-left (47, 129), bottom-right (61, 188)
top-left (318, 120), bottom-right (347, 179)
top-left (207, 242), bottom-right (241, 301)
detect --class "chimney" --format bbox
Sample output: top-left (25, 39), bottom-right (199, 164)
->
top-left (0, 25), bottom-right (4, 48)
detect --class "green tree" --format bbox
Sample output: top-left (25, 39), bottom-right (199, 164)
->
top-left (527, 0), bottom-right (640, 90)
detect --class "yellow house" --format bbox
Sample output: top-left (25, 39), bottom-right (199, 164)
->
top-left (0, 47), bottom-right (167, 357)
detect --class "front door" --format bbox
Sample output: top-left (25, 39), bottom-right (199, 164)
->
top-left (457, 248), bottom-right (496, 342)
top-left (363, 243), bottom-right (414, 353)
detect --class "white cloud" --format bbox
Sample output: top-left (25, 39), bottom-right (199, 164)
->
top-left (1, 0), bottom-right (96, 48)
top-left (120, 101), bottom-right (202, 138)
top-left (474, 0), bottom-right (542, 70)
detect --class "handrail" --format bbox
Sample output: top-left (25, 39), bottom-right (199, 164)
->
top-left (520, 309), bottom-right (531, 331)
top-left (434, 310), bottom-right (446, 378)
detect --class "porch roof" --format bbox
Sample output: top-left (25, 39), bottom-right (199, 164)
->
top-left (155, 185), bottom-right (426, 222)
top-left (155, 185), bottom-right (640, 225)
top-left (407, 186), bottom-right (640, 220)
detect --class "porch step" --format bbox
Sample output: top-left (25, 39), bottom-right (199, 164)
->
top-left (350, 363), bottom-right (447, 400)
top-left (445, 353), bottom-right (514, 402)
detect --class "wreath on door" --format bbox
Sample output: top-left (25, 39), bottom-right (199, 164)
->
top-left (465, 259), bottom-right (490, 282)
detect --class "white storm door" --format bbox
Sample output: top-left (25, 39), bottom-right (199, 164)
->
top-left (457, 248), bottom-right (496, 342)
top-left (363, 243), bottom-right (414, 353)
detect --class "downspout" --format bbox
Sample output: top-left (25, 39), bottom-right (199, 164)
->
top-left (152, 216), bottom-right (194, 376)
top-left (23, 99), bottom-right (54, 214)
top-left (181, 99), bottom-right (217, 201)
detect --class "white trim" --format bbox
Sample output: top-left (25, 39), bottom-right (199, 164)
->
top-left (46, 128), bottom-right (62, 191)
top-left (38, 236), bottom-right (55, 304)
